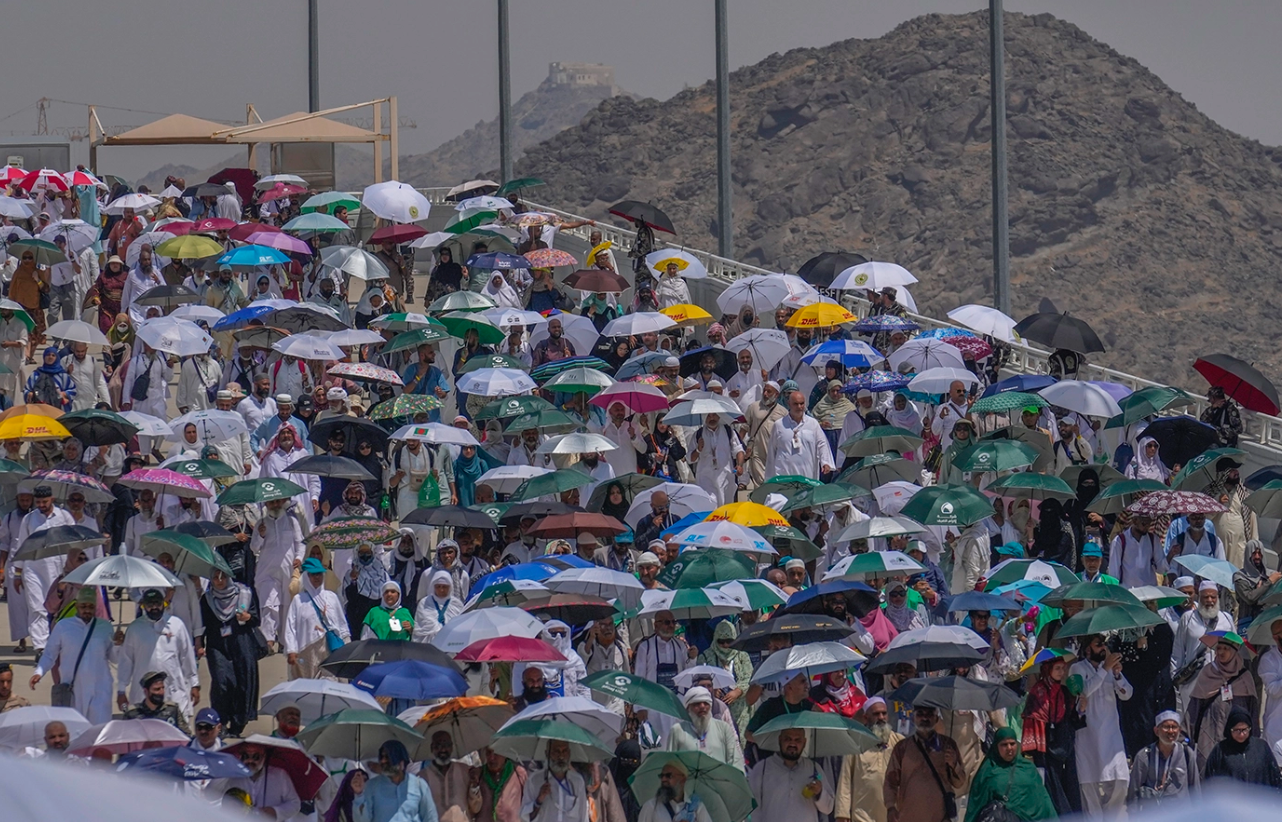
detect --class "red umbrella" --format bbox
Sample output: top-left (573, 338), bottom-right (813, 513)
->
top-left (563, 269), bottom-right (631, 293)
top-left (65, 169), bottom-right (106, 189)
top-left (943, 335), bottom-right (993, 361)
top-left (257, 183), bottom-right (308, 205)
top-left (190, 217), bottom-right (236, 232)
top-left (1193, 354), bottom-right (1281, 415)
top-left (1125, 490), bottom-right (1227, 517)
top-left (0, 167), bottom-right (27, 184)
top-left (455, 636), bottom-right (565, 663)
top-left (371, 224), bottom-right (428, 245)
top-left (222, 735), bottom-right (328, 800)
top-left (527, 512), bottom-right (627, 539)
top-left (154, 219), bottom-right (194, 236)
top-left (229, 221), bottom-right (280, 242)
top-left (18, 168), bottom-right (69, 193)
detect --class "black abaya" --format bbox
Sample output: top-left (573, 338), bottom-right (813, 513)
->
top-left (199, 588), bottom-right (262, 736)
top-left (1116, 622), bottom-right (1176, 758)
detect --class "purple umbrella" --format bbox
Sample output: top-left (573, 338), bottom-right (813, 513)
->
top-left (243, 231), bottom-right (313, 257)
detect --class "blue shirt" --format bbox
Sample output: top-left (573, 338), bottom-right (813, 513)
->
top-left (1164, 515), bottom-right (1218, 554)
top-left (399, 364), bottom-right (449, 423)
top-left (251, 414), bottom-right (310, 455)
top-left (355, 773), bottom-right (439, 822)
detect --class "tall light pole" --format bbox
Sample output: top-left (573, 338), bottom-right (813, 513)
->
top-left (308, 0), bottom-right (320, 112)
top-left (715, 0), bottom-right (732, 258)
top-left (989, 0), bottom-right (1010, 314)
top-left (498, 0), bottom-right (513, 184)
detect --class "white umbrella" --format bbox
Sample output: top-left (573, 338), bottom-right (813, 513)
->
top-left (447, 179), bottom-right (499, 198)
top-left (457, 368), bottom-right (536, 397)
top-left (362, 181), bottom-right (431, 223)
top-left (887, 624), bottom-right (989, 652)
top-left (255, 174), bottom-right (308, 190)
top-left (369, 312), bottom-right (436, 331)
top-left (707, 579), bottom-right (790, 611)
top-left (391, 422), bottom-right (480, 446)
top-left (62, 554), bottom-right (181, 589)
top-left (126, 233), bottom-right (171, 268)
top-left (830, 515), bottom-right (928, 543)
top-left (662, 398), bottom-right (744, 427)
top-left (408, 231), bottom-right (455, 250)
top-left (456, 195), bottom-right (515, 213)
top-left (462, 579), bottom-right (551, 611)
top-left (477, 465), bottom-right (553, 495)
top-left (67, 718), bottom-right (190, 756)
top-left (751, 641), bottom-right (867, 685)
top-left (830, 261), bottom-right (918, 291)
top-left (505, 695), bottom-right (624, 740)
top-left (527, 312), bottom-right (599, 357)
top-left (638, 588), bottom-right (743, 619)
top-left (158, 184), bottom-right (184, 199)
top-left (259, 679), bottom-right (382, 724)
top-left (888, 338), bottom-right (966, 373)
top-left (644, 249), bottom-right (708, 279)
top-left (906, 367), bottom-right (980, 394)
top-left (169, 409), bottom-right (248, 442)
top-left (1038, 380), bottom-right (1124, 418)
top-left (319, 246), bottom-right (389, 281)
top-left (545, 566), bottom-right (646, 610)
top-left (272, 335), bottom-right (345, 361)
top-left (717, 275), bottom-right (794, 315)
top-left (534, 432), bottom-right (618, 456)
top-left (104, 193), bottom-right (161, 214)
top-left (135, 316), bottom-right (212, 357)
top-left (0, 705), bottom-right (90, 750)
top-left (317, 328), bottom-right (385, 347)
top-left (724, 328), bottom-right (791, 371)
top-left (871, 481), bottom-right (922, 515)
top-left (672, 520), bottom-right (776, 555)
top-left (44, 319), bottom-right (109, 349)
top-left (168, 304), bottom-right (225, 324)
top-left (601, 312), bottom-right (677, 338)
top-left (673, 665), bottom-right (736, 691)
top-left (38, 219), bottom-right (99, 254)
top-left (481, 308), bottom-right (549, 330)
top-left (431, 606), bottom-right (545, 653)
top-left (120, 410), bottom-right (172, 437)
top-left (947, 305), bottom-right (1020, 343)
top-left (0, 196), bottom-right (34, 219)
top-left (626, 483), bottom-right (718, 522)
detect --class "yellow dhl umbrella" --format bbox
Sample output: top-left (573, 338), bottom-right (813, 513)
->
top-left (659, 304), bottom-right (713, 325)
top-left (0, 414), bottom-right (70, 441)
top-left (705, 501), bottom-right (789, 527)
top-left (785, 302), bottom-right (856, 329)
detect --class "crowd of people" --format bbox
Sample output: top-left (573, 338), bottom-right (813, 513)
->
top-left (0, 167), bottom-right (1278, 822)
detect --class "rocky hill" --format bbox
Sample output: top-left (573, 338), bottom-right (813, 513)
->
top-left (516, 11), bottom-right (1282, 383)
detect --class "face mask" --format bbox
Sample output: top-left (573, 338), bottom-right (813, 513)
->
top-left (358, 553), bottom-right (375, 565)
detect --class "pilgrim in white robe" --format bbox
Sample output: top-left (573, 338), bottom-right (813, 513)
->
top-left (17, 506), bottom-right (76, 649)
top-left (252, 510), bottom-right (305, 645)
top-left (116, 612), bottom-right (200, 722)
top-left (764, 414), bottom-right (834, 481)
top-left (34, 615), bottom-right (116, 723)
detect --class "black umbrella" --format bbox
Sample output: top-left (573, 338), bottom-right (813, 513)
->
top-left (1247, 465), bottom-right (1282, 491)
top-left (134, 284), bottom-right (200, 309)
top-left (584, 472), bottom-right (664, 512)
top-left (864, 643), bottom-right (985, 675)
top-left (774, 580), bottom-right (881, 620)
top-left (172, 521), bottom-right (239, 546)
top-left (265, 306), bottom-right (348, 333)
top-left (731, 614), bottom-right (855, 653)
top-left (523, 594), bottom-right (616, 624)
top-left (288, 454), bottom-right (376, 481)
top-left (1193, 353), bottom-right (1281, 415)
top-left (607, 200), bottom-right (676, 235)
top-left (308, 417), bottom-right (390, 453)
top-left (403, 505), bottom-right (500, 530)
top-left (14, 525), bottom-right (107, 561)
top-left (60, 408), bottom-right (139, 446)
top-left (1012, 312), bottom-right (1106, 354)
top-left (499, 501), bottom-right (582, 525)
top-left (1141, 415), bottom-right (1218, 469)
top-left (796, 252), bottom-right (868, 289)
top-left (887, 676), bottom-right (1021, 712)
top-left (320, 638), bottom-right (461, 680)
top-left (679, 346), bottom-right (736, 380)
top-left (191, 183), bottom-right (228, 198)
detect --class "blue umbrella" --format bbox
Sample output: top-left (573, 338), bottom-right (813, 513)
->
top-left (947, 591), bottom-right (1022, 613)
top-left (615, 351), bottom-right (670, 380)
top-left (777, 579), bottom-right (880, 618)
top-left (981, 374), bottom-right (1057, 398)
top-left (661, 511), bottom-right (713, 539)
top-left (116, 746), bottom-right (251, 781)
top-left (466, 252), bottom-right (529, 270)
top-left (534, 554), bottom-right (595, 570)
top-left (990, 579), bottom-right (1053, 606)
top-left (916, 328), bottom-right (976, 340)
top-left (218, 244), bottom-right (291, 269)
top-left (212, 303), bottom-right (275, 332)
top-left (801, 340), bottom-right (883, 369)
top-left (353, 659), bottom-right (469, 700)
top-left (842, 371), bottom-right (911, 393)
top-left (851, 315), bottom-right (919, 333)
top-left (470, 562), bottom-right (557, 596)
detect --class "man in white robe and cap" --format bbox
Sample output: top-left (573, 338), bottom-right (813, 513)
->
top-left (17, 485), bottom-right (76, 653)
top-left (283, 558), bottom-right (350, 680)
top-left (1171, 580), bottom-right (1234, 711)
top-left (590, 401), bottom-right (646, 477)
top-left (0, 491), bottom-right (33, 651)
top-left (115, 588), bottom-right (200, 724)
top-left (686, 412), bottom-right (743, 507)
top-left (253, 498), bottom-right (305, 653)
top-left (1071, 633), bottom-right (1134, 816)
top-left (666, 686), bottom-right (744, 770)
top-left (120, 340), bottom-right (172, 420)
top-left (29, 585), bottom-right (116, 723)
top-left (764, 390), bottom-right (835, 481)
top-left (0, 305), bottom-right (28, 404)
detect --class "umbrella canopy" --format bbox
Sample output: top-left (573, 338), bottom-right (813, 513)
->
top-left (1126, 490), bottom-right (1226, 517)
top-left (362, 181), bottom-right (431, 223)
top-left (119, 467), bottom-right (212, 499)
top-left (785, 302), bottom-right (856, 329)
top-left (730, 614), bottom-right (854, 653)
top-left (1139, 415), bottom-right (1219, 469)
top-left (1013, 312), bottom-right (1106, 354)
top-left (705, 501), bottom-right (788, 528)
top-left (45, 319), bottom-right (111, 349)
top-left (0, 705), bottom-right (91, 751)
top-left (1246, 604), bottom-right (1282, 644)
top-left (1172, 555), bottom-right (1240, 589)
top-left (864, 625), bottom-right (989, 674)
top-left (775, 579), bottom-right (881, 619)
top-left (431, 606), bottom-right (546, 653)
top-left (986, 472), bottom-right (1076, 501)
top-left (1038, 380), bottom-right (1124, 418)
top-left (10, 238), bottom-right (66, 266)
top-left (630, 751), bottom-right (752, 822)
top-left (656, 548), bottom-right (758, 589)
top-left (67, 718), bottom-right (190, 756)
top-left (754, 711), bottom-right (880, 756)
top-left (601, 312), bottom-right (677, 337)
top-left (822, 551), bottom-right (924, 581)
top-left (751, 641), bottom-right (866, 685)
top-left (135, 316), bottom-right (213, 356)
top-left (401, 505), bottom-right (500, 530)
top-left (490, 719), bottom-right (615, 763)
top-left (18, 468), bottom-right (111, 503)
top-left (954, 440), bottom-right (1040, 473)
top-left (13, 525), bottom-right (106, 561)
top-left (1105, 386), bottom-right (1196, 429)
top-left (830, 260), bottom-right (918, 291)
top-left (523, 592), bottom-right (618, 624)
top-left (778, 483), bottom-right (869, 514)
top-left (608, 200), bottom-right (675, 233)
top-left (506, 468), bottom-right (594, 503)
top-left (723, 328), bottom-right (792, 372)
top-left (116, 746), bottom-right (251, 781)
top-left (836, 454), bottom-right (920, 488)
top-left (309, 517), bottom-right (401, 551)
top-left (320, 638), bottom-right (458, 680)
top-left (455, 635), bottom-right (565, 663)
top-left (0, 413), bottom-right (70, 441)
top-left (456, 367), bottom-right (537, 397)
top-left (545, 566), bottom-right (646, 611)
top-left (946, 304), bottom-right (1020, 342)
top-left (1194, 353), bottom-right (1281, 415)
top-left (638, 587), bottom-right (743, 620)
top-left (1087, 478), bottom-right (1169, 515)
top-left (137, 530), bottom-right (232, 578)
top-left (970, 391), bottom-right (1048, 415)
top-left (63, 554), bottom-right (180, 589)
top-left (829, 515), bottom-right (928, 543)
top-left (582, 671), bottom-right (689, 720)
top-left (216, 477), bottom-right (306, 506)
top-left (302, 191), bottom-right (361, 214)
top-left (706, 579), bottom-right (789, 611)
top-left (502, 696), bottom-right (624, 744)
top-left (1246, 480), bottom-right (1282, 519)
top-left (221, 735), bottom-right (328, 800)
top-left (58, 408), bottom-right (138, 446)
top-left (983, 558), bottom-right (1079, 590)
top-left (527, 512), bottom-right (626, 540)
top-left (259, 679), bottom-right (382, 724)
top-left (889, 675), bottom-right (1021, 712)
top-left (1043, 581), bottom-right (1141, 609)
top-left (353, 659), bottom-right (468, 700)
top-left (1057, 603), bottom-right (1165, 637)
top-left (839, 425), bottom-right (924, 459)
top-left (888, 338), bottom-right (966, 373)
top-left (411, 696), bottom-right (514, 757)
top-left (294, 708), bottom-right (423, 761)
top-left (898, 483), bottom-right (994, 527)
top-left (1170, 447), bottom-right (1248, 492)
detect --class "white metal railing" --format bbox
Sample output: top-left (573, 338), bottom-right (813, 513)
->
top-left (413, 188), bottom-right (1282, 454)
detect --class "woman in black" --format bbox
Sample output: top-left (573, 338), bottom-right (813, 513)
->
top-left (1203, 707), bottom-right (1282, 788)
top-left (198, 569), bottom-right (261, 737)
top-left (638, 415), bottom-right (686, 481)
top-left (1031, 498), bottom-right (1077, 570)
top-left (426, 246), bottom-right (464, 304)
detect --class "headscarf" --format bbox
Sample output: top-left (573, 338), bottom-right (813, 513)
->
top-left (355, 284), bottom-right (387, 317)
top-left (354, 544), bottom-right (390, 600)
top-left (1032, 499), bottom-right (1068, 560)
top-left (266, 422), bottom-right (304, 455)
top-left (882, 587), bottom-right (919, 632)
top-left (483, 273), bottom-right (521, 309)
top-left (428, 569), bottom-right (453, 604)
top-left (857, 607), bottom-right (898, 651)
top-left (324, 769), bottom-right (368, 822)
top-left (36, 346), bottom-right (67, 376)
top-left (454, 445), bottom-right (501, 508)
top-left (54, 438), bottom-right (86, 472)
top-left (968, 726), bottom-right (1056, 822)
top-left (379, 580), bottom-right (403, 612)
top-left (1129, 436), bottom-right (1170, 482)
top-left (885, 392), bottom-right (922, 434)
top-left (1219, 706), bottom-right (1254, 754)
top-left (107, 313), bottom-right (135, 348)
top-left (702, 620), bottom-right (749, 670)
top-left (205, 575), bottom-right (252, 624)
top-left (1192, 642), bottom-right (1256, 699)
top-left (811, 381), bottom-right (855, 429)
top-left (599, 482), bottom-right (631, 523)
top-left (542, 619), bottom-right (573, 657)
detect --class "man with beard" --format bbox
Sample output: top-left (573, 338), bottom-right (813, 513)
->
top-left (221, 741), bottom-right (303, 819)
top-left (42, 721), bottom-right (71, 756)
top-left (743, 381), bottom-right (787, 487)
top-left (592, 402), bottom-right (645, 477)
top-left (687, 411), bottom-right (742, 507)
top-left (764, 391), bottom-right (833, 482)
top-left (876, 663), bottom-right (919, 738)
top-left (469, 748), bottom-right (528, 822)
top-left (1235, 539), bottom-right (1281, 629)
top-left (507, 427), bottom-right (552, 468)
top-left (633, 492), bottom-right (675, 549)
top-left (115, 589), bottom-right (199, 724)
top-left (0, 662), bottom-right (30, 712)
top-left (401, 343), bottom-right (449, 423)
top-left (424, 730), bottom-right (472, 822)
top-left (835, 698), bottom-right (902, 822)
top-left (1071, 633), bottom-right (1134, 816)
top-left (532, 317), bottom-right (576, 367)
top-left (635, 610), bottom-right (693, 692)
top-left (637, 759), bottom-right (712, 822)
top-left (121, 670), bottom-right (191, 734)
top-left (665, 687), bottom-right (743, 770)
top-left (514, 666), bottom-right (550, 712)
top-left (726, 348), bottom-right (763, 412)
top-left (770, 327), bottom-right (816, 400)
top-left (883, 705), bottom-right (965, 822)
top-left (1172, 580), bottom-right (1234, 709)
top-left (30, 586), bottom-right (115, 723)
top-left (1166, 512), bottom-right (1224, 562)
top-left (747, 672), bottom-right (815, 743)
top-left (576, 452), bottom-right (615, 504)
top-left (749, 726), bottom-right (832, 822)
top-left (1208, 460), bottom-right (1256, 568)
top-left (522, 738), bottom-right (589, 822)
top-left (236, 374), bottom-right (279, 434)
top-left (308, 273), bottom-right (351, 324)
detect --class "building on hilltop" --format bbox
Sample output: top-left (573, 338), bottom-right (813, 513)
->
top-left (548, 62), bottom-right (616, 93)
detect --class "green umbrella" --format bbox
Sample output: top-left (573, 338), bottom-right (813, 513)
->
top-left (165, 458), bottom-right (239, 480)
top-left (1245, 604), bottom-right (1282, 645)
top-left (496, 177), bottom-right (545, 196)
top-left (502, 408), bottom-right (585, 435)
top-left (0, 457), bottom-right (28, 482)
top-left (749, 475), bottom-right (823, 504)
top-left (1105, 385), bottom-right (1195, 429)
top-left (1058, 463), bottom-right (1126, 492)
top-left (658, 549), bottom-right (756, 589)
top-left (369, 312), bottom-right (446, 332)
top-left (529, 357), bottom-right (612, 381)
top-left (475, 395), bottom-right (555, 421)
top-left (427, 291), bottom-right (495, 314)
top-left (982, 558), bottom-right (1079, 590)
top-left (753, 711), bottom-right (880, 756)
top-left (778, 483), bottom-right (869, 514)
top-left (838, 425), bottom-right (924, 459)
top-left (1170, 447), bottom-right (1247, 492)
top-left (899, 483), bottom-right (993, 527)
top-left (217, 477), bottom-right (306, 506)
top-left (294, 708), bottom-right (423, 761)
top-left (585, 472), bottom-right (664, 512)
top-left (1247, 480), bottom-right (1282, 519)
top-left (301, 191), bottom-right (361, 214)
top-left (581, 671), bottom-right (689, 721)
top-left (629, 751), bottom-right (752, 822)
top-left (0, 300), bottom-right (34, 333)
top-left (459, 354), bottom-right (527, 374)
top-left (706, 579), bottom-right (790, 611)
top-left (751, 524), bottom-right (820, 561)
top-left (470, 502), bottom-right (513, 524)
top-left (1129, 585), bottom-right (1194, 609)
top-left (508, 468), bottom-right (593, 502)
top-left (383, 327), bottom-right (453, 355)
top-left (491, 718), bottom-right (614, 762)
top-left (1043, 581), bottom-right (1141, 609)
top-left (1056, 603), bottom-right (1165, 638)
top-left (826, 551), bottom-right (924, 579)
top-left (970, 391), bottom-right (1048, 415)
top-left (444, 210), bottom-right (500, 236)
top-left (541, 367), bottom-right (615, 396)
top-left (1087, 478), bottom-right (1168, 515)
top-left (59, 408), bottom-right (139, 446)
top-left (9, 239), bottom-right (65, 266)
top-left (368, 394), bottom-right (443, 422)
top-left (954, 440), bottom-right (1040, 472)
top-left (836, 454), bottom-right (918, 488)
top-left (439, 313), bottom-right (505, 345)
top-left (986, 472), bottom-right (1075, 501)
top-left (138, 530), bottom-right (233, 578)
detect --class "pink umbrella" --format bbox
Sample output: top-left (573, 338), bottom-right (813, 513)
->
top-left (942, 335), bottom-right (993, 361)
top-left (153, 219), bottom-right (194, 235)
top-left (244, 230), bottom-right (313, 256)
top-left (229, 221), bottom-right (280, 242)
top-left (455, 636), bottom-right (566, 663)
top-left (67, 718), bottom-right (190, 756)
top-left (589, 381), bottom-right (670, 414)
top-left (190, 217), bottom-right (236, 232)
top-left (257, 183), bottom-right (308, 204)
top-left (118, 468), bottom-right (213, 499)
top-left (1125, 490), bottom-right (1227, 517)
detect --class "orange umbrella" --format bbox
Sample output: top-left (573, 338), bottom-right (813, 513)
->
top-left (0, 403), bottom-right (63, 421)
top-left (409, 696), bottom-right (513, 757)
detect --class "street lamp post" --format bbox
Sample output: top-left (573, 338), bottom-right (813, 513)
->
top-left (715, 0), bottom-right (732, 258)
top-left (990, 0), bottom-right (1010, 314)
top-left (308, 0), bottom-right (320, 112)
top-left (498, 0), bottom-right (513, 184)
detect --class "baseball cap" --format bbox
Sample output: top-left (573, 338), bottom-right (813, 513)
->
top-left (195, 708), bottom-right (221, 726)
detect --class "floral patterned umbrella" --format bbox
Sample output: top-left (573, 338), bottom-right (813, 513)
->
top-left (328, 362), bottom-right (403, 385)
top-left (523, 248), bottom-right (577, 268)
top-left (851, 315), bottom-right (919, 333)
top-left (943, 334), bottom-right (993, 360)
top-left (118, 468), bottom-right (213, 499)
top-left (368, 394), bottom-right (443, 422)
top-left (19, 469), bottom-right (113, 503)
top-left (311, 517), bottom-right (401, 550)
top-left (842, 370), bottom-right (912, 393)
top-left (1125, 490), bottom-right (1227, 517)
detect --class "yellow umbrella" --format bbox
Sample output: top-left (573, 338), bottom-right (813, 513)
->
top-left (154, 234), bottom-right (225, 260)
top-left (659, 304), bottom-right (713, 326)
top-left (785, 302), bottom-right (856, 329)
top-left (650, 255), bottom-right (690, 272)
top-left (705, 501), bottom-right (789, 527)
top-left (0, 414), bottom-right (70, 441)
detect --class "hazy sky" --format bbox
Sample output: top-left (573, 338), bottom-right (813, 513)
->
top-left (5, 1), bottom-right (1282, 180)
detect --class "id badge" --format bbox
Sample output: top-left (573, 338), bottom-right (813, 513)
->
top-left (389, 617), bottom-right (403, 633)
top-left (220, 623), bottom-right (233, 637)
top-left (1221, 684), bottom-right (1233, 702)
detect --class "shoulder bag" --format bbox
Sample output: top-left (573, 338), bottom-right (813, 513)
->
top-left (914, 736), bottom-right (958, 821)
top-left (50, 619), bottom-right (97, 707)
top-left (308, 592), bottom-right (346, 653)
top-left (972, 763), bottom-right (1021, 822)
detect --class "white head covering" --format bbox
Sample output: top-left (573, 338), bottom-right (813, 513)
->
top-left (1173, 576), bottom-right (1194, 589)
top-left (1154, 710), bottom-right (1181, 728)
top-left (1131, 436), bottom-right (1170, 481)
top-left (380, 580), bottom-right (403, 611)
top-left (429, 569), bottom-right (453, 603)
top-left (542, 619), bottom-right (573, 657)
top-left (482, 272), bottom-right (521, 309)
top-left (1198, 580), bottom-right (1217, 593)
top-left (682, 686), bottom-right (712, 707)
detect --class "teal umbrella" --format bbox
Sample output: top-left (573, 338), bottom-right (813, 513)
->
top-left (582, 671), bottom-right (689, 720)
top-left (629, 751), bottom-right (752, 822)
top-left (1057, 604), bottom-right (1164, 638)
top-left (986, 472), bottom-right (1075, 501)
top-left (657, 549), bottom-right (756, 589)
top-left (754, 711), bottom-right (881, 756)
top-left (1105, 385), bottom-right (1195, 429)
top-left (490, 718), bottom-right (614, 762)
top-left (751, 524), bottom-right (820, 561)
top-left (899, 483), bottom-right (993, 527)
top-left (502, 408), bottom-right (585, 435)
top-left (838, 425), bottom-right (923, 459)
top-left (1247, 480), bottom-right (1282, 519)
top-left (216, 477), bottom-right (306, 506)
top-left (749, 475), bottom-right (823, 504)
top-left (778, 483), bottom-right (869, 513)
top-left (507, 469), bottom-right (593, 502)
top-left (383, 327), bottom-right (452, 354)
top-left (970, 391), bottom-right (1047, 415)
top-left (1170, 447), bottom-right (1247, 491)
top-left (475, 395), bottom-right (555, 421)
top-left (954, 440), bottom-right (1040, 472)
top-left (1043, 582), bottom-right (1140, 609)
top-left (836, 454), bottom-right (918, 487)
top-left (497, 177), bottom-right (546, 196)
top-left (1087, 478), bottom-right (1168, 515)
top-left (138, 530), bottom-right (233, 578)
